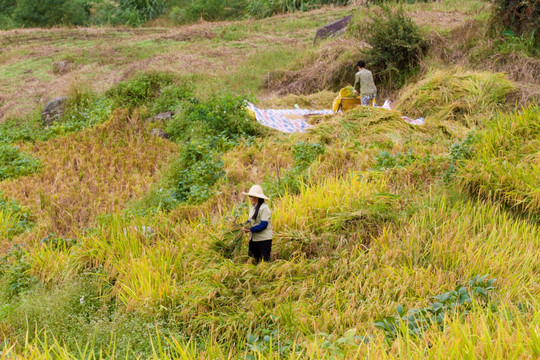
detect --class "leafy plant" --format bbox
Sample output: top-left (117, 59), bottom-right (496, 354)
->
top-left (0, 144), bottom-right (41, 181)
top-left (107, 72), bottom-right (175, 109)
top-left (167, 93), bottom-right (262, 142)
top-left (0, 195), bottom-right (33, 238)
top-left (0, 245), bottom-right (38, 299)
top-left (373, 149), bottom-right (418, 170)
top-left (375, 276), bottom-right (497, 345)
top-left (491, 0), bottom-right (539, 46)
top-left (168, 138), bottom-right (227, 204)
top-left (119, 0), bottom-right (166, 21)
top-left (12, 0), bottom-right (90, 27)
top-left (353, 5), bottom-right (427, 88)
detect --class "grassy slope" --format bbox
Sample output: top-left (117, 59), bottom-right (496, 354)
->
top-left (0, 1), bottom-right (538, 358)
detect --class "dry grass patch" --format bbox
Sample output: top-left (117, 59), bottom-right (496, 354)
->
top-left (0, 109), bottom-right (178, 239)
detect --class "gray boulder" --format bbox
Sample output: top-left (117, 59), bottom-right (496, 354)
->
top-left (42, 97), bottom-right (67, 126)
top-left (150, 128), bottom-right (170, 139)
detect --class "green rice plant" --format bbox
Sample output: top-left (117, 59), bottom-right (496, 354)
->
top-left (455, 106), bottom-right (540, 218)
top-left (395, 68), bottom-right (517, 126)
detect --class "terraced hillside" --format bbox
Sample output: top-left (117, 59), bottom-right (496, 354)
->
top-left (0, 0), bottom-right (538, 358)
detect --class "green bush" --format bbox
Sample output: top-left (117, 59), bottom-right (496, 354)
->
top-left (106, 72), bottom-right (175, 109)
top-left (492, 0), bottom-right (539, 39)
top-left (353, 6), bottom-right (427, 88)
top-left (167, 92), bottom-right (263, 142)
top-left (119, 0), bottom-right (166, 21)
top-left (13, 0), bottom-right (90, 27)
top-left (151, 84), bottom-right (193, 114)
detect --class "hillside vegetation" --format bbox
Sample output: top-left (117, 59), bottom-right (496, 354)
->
top-left (0, 0), bottom-right (538, 359)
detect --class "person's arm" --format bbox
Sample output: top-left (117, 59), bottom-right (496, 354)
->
top-left (250, 221), bottom-right (268, 233)
top-left (354, 73), bottom-right (361, 94)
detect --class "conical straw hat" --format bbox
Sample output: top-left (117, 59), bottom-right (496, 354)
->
top-left (241, 185), bottom-right (269, 200)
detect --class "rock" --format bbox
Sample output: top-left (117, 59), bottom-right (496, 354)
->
top-left (153, 111), bottom-right (173, 122)
top-left (53, 60), bottom-right (73, 75)
top-left (150, 128), bottom-right (170, 139)
top-left (145, 111), bottom-right (173, 123)
top-left (41, 97), bottom-right (67, 126)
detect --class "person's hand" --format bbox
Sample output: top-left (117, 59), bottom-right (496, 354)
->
top-left (241, 227), bottom-right (250, 233)
top-left (353, 89), bottom-right (358, 94)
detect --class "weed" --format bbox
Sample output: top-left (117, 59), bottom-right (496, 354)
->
top-left (0, 245), bottom-right (38, 299)
top-left (0, 194), bottom-right (34, 238)
top-left (0, 143), bottom-right (41, 181)
top-left (375, 276), bottom-right (497, 345)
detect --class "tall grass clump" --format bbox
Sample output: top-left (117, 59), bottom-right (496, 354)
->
top-left (351, 5), bottom-right (428, 89)
top-left (395, 68), bottom-right (516, 126)
top-left (455, 106), bottom-right (539, 219)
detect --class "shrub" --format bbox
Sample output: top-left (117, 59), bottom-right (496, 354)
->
top-left (167, 92), bottom-right (263, 142)
top-left (492, 0), bottom-right (540, 39)
top-left (353, 6), bottom-right (427, 88)
top-left (172, 0), bottom-right (246, 23)
top-left (107, 72), bottom-right (175, 109)
top-left (246, 0), bottom-right (349, 18)
top-left (13, 0), bottom-right (90, 27)
top-left (151, 84), bottom-right (194, 114)
top-left (119, 0), bottom-right (166, 21)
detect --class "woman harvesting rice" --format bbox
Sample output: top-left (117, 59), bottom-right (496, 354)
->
top-left (241, 185), bottom-right (272, 263)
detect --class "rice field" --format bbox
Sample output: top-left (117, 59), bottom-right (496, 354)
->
top-left (0, 0), bottom-right (538, 359)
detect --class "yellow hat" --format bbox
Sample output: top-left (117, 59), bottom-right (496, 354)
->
top-left (241, 185), bottom-right (269, 200)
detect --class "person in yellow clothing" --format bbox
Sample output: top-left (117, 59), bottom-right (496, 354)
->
top-left (241, 185), bottom-right (273, 263)
top-left (353, 60), bottom-right (377, 106)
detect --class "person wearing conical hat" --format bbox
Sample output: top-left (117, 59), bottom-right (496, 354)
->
top-left (241, 185), bottom-right (272, 263)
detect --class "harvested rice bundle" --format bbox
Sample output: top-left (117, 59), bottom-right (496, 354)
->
top-left (211, 226), bottom-right (246, 259)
